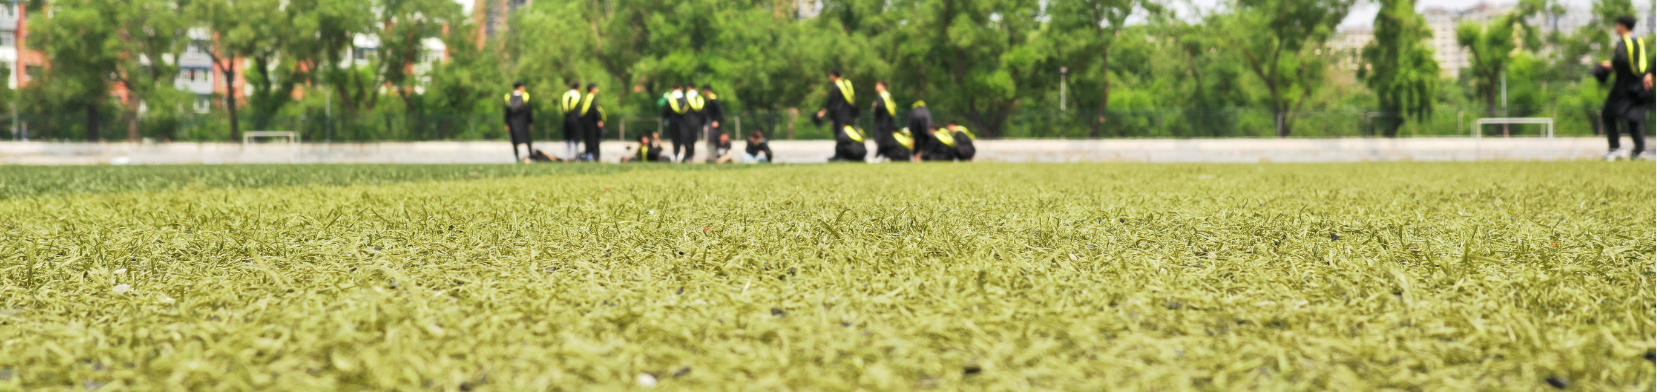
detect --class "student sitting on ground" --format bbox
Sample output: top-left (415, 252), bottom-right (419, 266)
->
top-left (623, 133), bottom-right (666, 162)
top-left (712, 132), bottom-right (737, 163)
top-left (925, 126), bottom-right (957, 161)
top-left (744, 130), bottom-right (774, 163)
top-left (947, 121), bottom-right (977, 161)
top-left (528, 149), bottom-right (559, 163)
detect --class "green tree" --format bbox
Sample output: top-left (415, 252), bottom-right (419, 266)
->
top-left (28, 0), bottom-right (124, 140)
top-left (1229, 0), bottom-right (1355, 137)
top-left (1454, 0), bottom-right (1544, 118)
top-left (422, 22), bottom-right (505, 139)
top-left (320, 0), bottom-right (459, 117)
top-left (112, 0), bottom-right (191, 141)
top-left (1358, 0), bottom-right (1439, 137)
top-left (876, 0), bottom-right (1056, 136)
top-left (191, 0), bottom-right (291, 140)
top-left (1048, 0), bottom-right (1162, 135)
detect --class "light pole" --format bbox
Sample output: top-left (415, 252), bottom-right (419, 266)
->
top-left (1059, 66), bottom-right (1068, 112)
top-left (325, 88), bottom-right (332, 150)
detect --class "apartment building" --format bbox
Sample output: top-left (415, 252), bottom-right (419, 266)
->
top-left (1333, 2), bottom-right (1651, 79)
top-left (474, 0), bottom-right (530, 46)
top-left (0, 3), bottom-right (45, 90)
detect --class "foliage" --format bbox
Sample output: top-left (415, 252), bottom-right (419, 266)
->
top-left (25, 0), bottom-right (125, 140)
top-left (1048, 0), bottom-right (1163, 135)
top-left (10, 0), bottom-right (1647, 140)
top-left (1229, 0), bottom-right (1355, 137)
top-left (1359, 0), bottom-right (1438, 137)
top-left (0, 163), bottom-right (1652, 389)
top-left (1454, 0), bottom-right (1546, 117)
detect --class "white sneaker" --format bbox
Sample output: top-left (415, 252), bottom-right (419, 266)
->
top-left (1604, 150), bottom-right (1622, 161)
top-left (1636, 151), bottom-right (1654, 160)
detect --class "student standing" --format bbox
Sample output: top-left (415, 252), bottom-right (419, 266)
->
top-left (579, 83), bottom-right (607, 161)
top-left (1594, 16), bottom-right (1655, 160)
top-left (815, 69), bottom-right (865, 162)
top-left (871, 81), bottom-right (909, 162)
top-left (560, 83), bottom-right (585, 161)
top-left (702, 85), bottom-right (727, 163)
top-left (503, 82), bottom-right (535, 162)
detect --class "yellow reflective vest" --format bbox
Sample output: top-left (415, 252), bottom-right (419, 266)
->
top-left (1623, 35), bottom-right (1648, 74)
top-left (879, 91), bottom-right (896, 116)
top-left (894, 128), bottom-right (914, 150)
top-left (835, 79), bottom-right (855, 103)
top-left (561, 90), bottom-right (582, 114)
top-left (580, 93), bottom-right (606, 122)
top-left (843, 125), bottom-right (865, 143)
top-left (934, 128), bottom-right (957, 147)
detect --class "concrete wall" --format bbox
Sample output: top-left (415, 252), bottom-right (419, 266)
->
top-left (0, 137), bottom-right (1628, 165)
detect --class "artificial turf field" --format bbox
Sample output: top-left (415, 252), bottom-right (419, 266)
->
top-left (0, 162), bottom-right (1651, 391)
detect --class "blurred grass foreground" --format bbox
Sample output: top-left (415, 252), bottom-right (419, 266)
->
top-left (0, 162), bottom-right (1651, 390)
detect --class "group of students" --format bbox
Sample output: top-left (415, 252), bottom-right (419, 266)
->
top-left (503, 81), bottom-right (608, 163)
top-left (621, 84), bottom-right (777, 163)
top-left (503, 70), bottom-right (980, 163)
top-left (814, 69), bottom-right (976, 163)
top-left (624, 128), bottom-right (775, 163)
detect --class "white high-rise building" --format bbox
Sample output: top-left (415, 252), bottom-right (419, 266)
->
top-left (1332, 2), bottom-right (1652, 79)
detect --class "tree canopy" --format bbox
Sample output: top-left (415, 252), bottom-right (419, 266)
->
top-left (12, 0), bottom-right (1649, 140)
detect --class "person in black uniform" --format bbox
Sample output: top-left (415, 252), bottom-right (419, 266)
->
top-left (683, 85), bottom-right (708, 162)
top-left (503, 82), bottom-right (535, 162)
top-left (560, 82), bottom-right (584, 161)
top-left (907, 101), bottom-right (934, 161)
top-left (702, 85), bottom-right (726, 163)
top-left (1593, 16), bottom-right (1655, 160)
top-left (870, 81), bottom-right (910, 162)
top-left (579, 83), bottom-right (607, 161)
top-left (948, 121), bottom-right (977, 161)
top-left (815, 69), bottom-right (865, 162)
top-left (660, 85), bottom-right (682, 147)
top-left (926, 125), bottom-right (958, 161)
top-left (666, 85), bottom-right (702, 163)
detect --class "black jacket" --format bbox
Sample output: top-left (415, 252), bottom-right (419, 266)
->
top-left (872, 93), bottom-right (898, 147)
top-left (746, 139), bottom-right (772, 159)
top-left (677, 95), bottom-right (704, 138)
top-left (821, 80), bottom-right (858, 126)
top-left (704, 94), bottom-right (725, 128)
top-left (580, 94), bottom-right (606, 132)
top-left (1597, 35), bottom-right (1654, 105)
top-left (503, 92), bottom-right (534, 131)
top-left (907, 106), bottom-right (934, 155)
top-left (635, 141), bottom-right (664, 162)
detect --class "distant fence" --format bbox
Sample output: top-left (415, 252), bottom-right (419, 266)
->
top-left (0, 106), bottom-right (1630, 142)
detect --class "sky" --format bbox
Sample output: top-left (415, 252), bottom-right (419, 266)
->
top-left (1337, 0), bottom-right (1559, 27)
top-left (1179, 0), bottom-right (1606, 27)
top-left (450, 0), bottom-right (1629, 25)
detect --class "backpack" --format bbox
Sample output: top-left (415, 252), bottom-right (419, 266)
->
top-left (507, 95), bottom-right (526, 111)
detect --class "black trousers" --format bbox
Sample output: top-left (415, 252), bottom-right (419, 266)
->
top-left (1604, 99), bottom-right (1649, 154)
top-left (583, 125), bottom-right (604, 160)
top-left (833, 140), bottom-right (867, 161)
top-left (924, 145), bottom-right (955, 161)
top-left (509, 124), bottom-right (533, 160)
top-left (673, 126), bottom-right (698, 162)
top-left (876, 144), bottom-right (910, 161)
